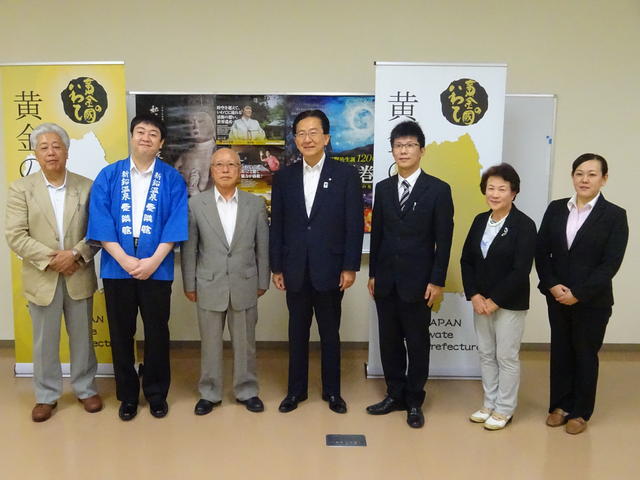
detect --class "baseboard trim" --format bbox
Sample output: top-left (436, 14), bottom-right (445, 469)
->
top-left (1, 340), bottom-right (638, 352)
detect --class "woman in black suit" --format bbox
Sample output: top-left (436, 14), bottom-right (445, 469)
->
top-left (536, 153), bottom-right (628, 435)
top-left (461, 163), bottom-right (537, 430)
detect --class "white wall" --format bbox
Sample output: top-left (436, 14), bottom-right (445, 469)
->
top-left (1, 0), bottom-right (638, 343)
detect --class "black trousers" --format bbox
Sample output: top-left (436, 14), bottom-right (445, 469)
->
top-left (103, 278), bottom-right (172, 404)
top-left (547, 298), bottom-right (610, 421)
top-left (285, 270), bottom-right (344, 397)
top-left (375, 286), bottom-right (430, 408)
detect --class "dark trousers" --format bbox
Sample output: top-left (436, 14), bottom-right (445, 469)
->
top-left (103, 278), bottom-right (172, 404)
top-left (375, 286), bottom-right (430, 408)
top-left (285, 270), bottom-right (344, 397)
top-left (547, 298), bottom-right (610, 421)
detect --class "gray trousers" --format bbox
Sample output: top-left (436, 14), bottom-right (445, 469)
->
top-left (474, 308), bottom-right (526, 416)
top-left (28, 276), bottom-right (98, 404)
top-left (197, 305), bottom-right (258, 402)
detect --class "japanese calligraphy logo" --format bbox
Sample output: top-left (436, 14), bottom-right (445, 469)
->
top-left (440, 78), bottom-right (488, 126)
top-left (60, 77), bottom-right (108, 124)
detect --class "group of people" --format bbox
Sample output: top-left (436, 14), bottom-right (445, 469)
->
top-left (5, 110), bottom-right (627, 436)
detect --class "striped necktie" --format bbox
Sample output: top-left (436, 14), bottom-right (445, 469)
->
top-left (399, 179), bottom-right (410, 211)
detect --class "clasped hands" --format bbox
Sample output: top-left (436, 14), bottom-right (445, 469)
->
top-left (470, 294), bottom-right (499, 315)
top-left (48, 250), bottom-right (79, 276)
top-left (549, 284), bottom-right (578, 305)
top-left (119, 255), bottom-right (160, 281)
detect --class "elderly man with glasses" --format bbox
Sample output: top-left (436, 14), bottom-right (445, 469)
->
top-left (181, 148), bottom-right (270, 415)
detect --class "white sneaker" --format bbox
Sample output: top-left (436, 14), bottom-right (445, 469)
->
top-left (484, 412), bottom-right (512, 430)
top-left (469, 407), bottom-right (492, 423)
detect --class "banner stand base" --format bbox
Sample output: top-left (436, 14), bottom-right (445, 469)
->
top-left (14, 363), bottom-right (115, 377)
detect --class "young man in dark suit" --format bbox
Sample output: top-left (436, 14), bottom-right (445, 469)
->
top-left (367, 121), bottom-right (454, 428)
top-left (270, 110), bottom-right (364, 414)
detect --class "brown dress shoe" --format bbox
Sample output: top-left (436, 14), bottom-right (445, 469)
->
top-left (566, 417), bottom-right (588, 434)
top-left (79, 394), bottom-right (103, 413)
top-left (546, 408), bottom-right (569, 427)
top-left (32, 402), bottom-right (57, 422)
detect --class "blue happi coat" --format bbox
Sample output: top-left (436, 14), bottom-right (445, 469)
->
top-left (88, 157), bottom-right (188, 280)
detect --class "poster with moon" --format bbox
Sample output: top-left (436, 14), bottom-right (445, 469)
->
top-left (135, 93), bottom-right (374, 230)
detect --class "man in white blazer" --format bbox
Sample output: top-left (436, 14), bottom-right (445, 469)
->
top-left (5, 123), bottom-right (101, 422)
top-left (181, 148), bottom-right (269, 415)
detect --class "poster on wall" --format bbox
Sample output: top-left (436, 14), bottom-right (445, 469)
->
top-left (1, 62), bottom-right (129, 376)
top-left (135, 93), bottom-right (374, 230)
top-left (285, 95), bottom-right (375, 231)
top-left (369, 62), bottom-right (508, 378)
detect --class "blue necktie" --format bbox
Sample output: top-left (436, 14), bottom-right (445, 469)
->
top-left (400, 179), bottom-right (410, 211)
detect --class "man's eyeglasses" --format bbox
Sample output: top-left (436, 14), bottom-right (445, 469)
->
top-left (392, 142), bottom-right (421, 151)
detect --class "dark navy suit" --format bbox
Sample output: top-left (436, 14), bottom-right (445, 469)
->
top-left (369, 170), bottom-right (454, 407)
top-left (270, 157), bottom-right (363, 396)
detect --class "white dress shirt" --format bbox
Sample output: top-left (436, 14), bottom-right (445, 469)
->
top-left (303, 154), bottom-right (325, 217)
top-left (43, 171), bottom-right (67, 250)
top-left (397, 168), bottom-right (421, 201)
top-left (130, 158), bottom-right (155, 237)
top-left (566, 193), bottom-right (600, 249)
top-left (214, 186), bottom-right (238, 245)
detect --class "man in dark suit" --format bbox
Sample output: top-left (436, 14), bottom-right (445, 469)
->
top-left (367, 121), bottom-right (454, 428)
top-left (270, 109), bottom-right (363, 414)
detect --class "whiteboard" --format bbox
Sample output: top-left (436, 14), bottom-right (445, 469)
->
top-left (362, 93), bottom-right (556, 252)
top-left (502, 94), bottom-right (556, 227)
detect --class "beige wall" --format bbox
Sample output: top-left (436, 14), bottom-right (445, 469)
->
top-left (1, 0), bottom-right (637, 343)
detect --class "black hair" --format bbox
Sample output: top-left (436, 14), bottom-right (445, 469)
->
top-left (572, 153), bottom-right (608, 176)
top-left (130, 113), bottom-right (167, 140)
top-left (292, 109), bottom-right (330, 135)
top-left (480, 162), bottom-right (521, 194)
top-left (389, 121), bottom-right (426, 149)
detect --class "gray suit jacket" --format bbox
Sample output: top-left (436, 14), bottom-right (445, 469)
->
top-left (181, 188), bottom-right (269, 312)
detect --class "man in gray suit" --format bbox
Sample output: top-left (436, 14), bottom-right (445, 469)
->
top-left (181, 148), bottom-right (269, 415)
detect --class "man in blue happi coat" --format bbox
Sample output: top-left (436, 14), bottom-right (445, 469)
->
top-left (88, 114), bottom-right (187, 421)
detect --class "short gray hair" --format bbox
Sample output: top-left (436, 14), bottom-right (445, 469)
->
top-left (30, 123), bottom-right (70, 150)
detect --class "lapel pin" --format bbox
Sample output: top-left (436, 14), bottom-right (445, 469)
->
top-left (323, 181), bottom-right (329, 188)
top-left (501, 227), bottom-right (509, 237)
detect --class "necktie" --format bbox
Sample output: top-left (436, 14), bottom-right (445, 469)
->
top-left (400, 179), bottom-right (410, 211)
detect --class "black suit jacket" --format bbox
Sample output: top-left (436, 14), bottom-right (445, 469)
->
top-left (369, 170), bottom-right (454, 303)
top-left (535, 195), bottom-right (628, 307)
top-left (460, 205), bottom-right (537, 310)
top-left (269, 157), bottom-right (364, 292)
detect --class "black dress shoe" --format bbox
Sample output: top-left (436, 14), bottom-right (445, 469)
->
top-left (278, 394), bottom-right (308, 413)
top-left (322, 394), bottom-right (347, 414)
top-left (237, 396), bottom-right (264, 412)
top-left (407, 406), bottom-right (425, 428)
top-left (118, 401), bottom-right (138, 421)
top-left (149, 400), bottom-right (168, 418)
top-left (194, 399), bottom-right (220, 416)
top-left (366, 396), bottom-right (406, 415)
